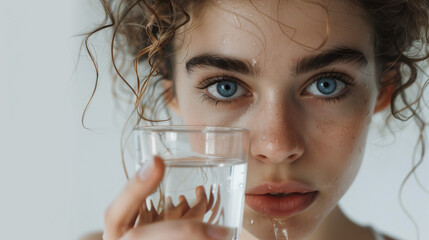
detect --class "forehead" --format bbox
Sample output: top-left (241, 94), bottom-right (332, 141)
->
top-left (175, 0), bottom-right (374, 65)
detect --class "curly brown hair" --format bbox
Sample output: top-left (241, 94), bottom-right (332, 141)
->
top-left (82, 0), bottom-right (429, 237)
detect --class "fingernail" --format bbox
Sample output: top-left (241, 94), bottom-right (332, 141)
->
top-left (138, 159), bottom-right (154, 180)
top-left (196, 186), bottom-right (205, 197)
top-left (206, 225), bottom-right (234, 240)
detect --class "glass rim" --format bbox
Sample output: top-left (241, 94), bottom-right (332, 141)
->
top-left (133, 125), bottom-right (249, 134)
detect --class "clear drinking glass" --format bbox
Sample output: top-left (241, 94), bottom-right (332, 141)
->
top-left (134, 125), bottom-right (249, 239)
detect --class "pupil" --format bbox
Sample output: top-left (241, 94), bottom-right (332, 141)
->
top-left (317, 78), bottom-right (336, 94)
top-left (217, 81), bottom-right (237, 97)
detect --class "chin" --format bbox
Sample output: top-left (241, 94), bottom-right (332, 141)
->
top-left (242, 194), bottom-right (338, 240)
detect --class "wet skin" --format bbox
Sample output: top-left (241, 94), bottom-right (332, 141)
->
top-left (165, 0), bottom-right (393, 239)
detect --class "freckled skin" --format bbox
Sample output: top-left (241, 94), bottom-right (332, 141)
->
top-left (167, 0), bottom-right (388, 239)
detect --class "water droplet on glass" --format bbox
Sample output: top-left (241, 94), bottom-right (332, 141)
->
top-left (273, 218), bottom-right (289, 240)
top-left (233, 13), bottom-right (242, 28)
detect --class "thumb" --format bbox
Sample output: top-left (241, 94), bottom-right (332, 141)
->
top-left (132, 155), bottom-right (165, 200)
top-left (104, 156), bottom-right (164, 238)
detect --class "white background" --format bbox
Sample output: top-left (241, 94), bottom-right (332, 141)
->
top-left (1, 1), bottom-right (428, 240)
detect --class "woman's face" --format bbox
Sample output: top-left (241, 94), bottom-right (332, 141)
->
top-left (168, 0), bottom-right (383, 239)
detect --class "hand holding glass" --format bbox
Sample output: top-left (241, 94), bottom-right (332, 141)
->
top-left (134, 126), bottom-right (249, 239)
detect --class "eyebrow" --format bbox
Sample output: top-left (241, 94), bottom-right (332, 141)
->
top-left (185, 47), bottom-right (368, 76)
top-left (292, 47), bottom-right (368, 75)
top-left (186, 54), bottom-right (258, 75)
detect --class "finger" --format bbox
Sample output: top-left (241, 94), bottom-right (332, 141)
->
top-left (104, 156), bottom-right (165, 240)
top-left (149, 199), bottom-right (159, 220)
top-left (206, 185), bottom-right (214, 213)
top-left (178, 195), bottom-right (191, 215)
top-left (135, 201), bottom-right (149, 226)
top-left (136, 200), bottom-right (159, 226)
top-left (167, 195), bottom-right (191, 219)
top-left (156, 195), bottom-right (191, 221)
top-left (183, 186), bottom-right (208, 220)
top-left (121, 220), bottom-right (234, 240)
top-left (208, 185), bottom-right (221, 224)
top-left (166, 196), bottom-right (175, 209)
top-left (215, 208), bottom-right (225, 225)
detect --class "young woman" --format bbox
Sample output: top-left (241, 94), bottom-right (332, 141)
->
top-left (81, 0), bottom-right (429, 239)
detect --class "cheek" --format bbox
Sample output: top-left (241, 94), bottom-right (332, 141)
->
top-left (308, 102), bottom-right (373, 201)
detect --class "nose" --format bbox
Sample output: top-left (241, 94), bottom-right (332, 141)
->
top-left (248, 102), bottom-right (305, 164)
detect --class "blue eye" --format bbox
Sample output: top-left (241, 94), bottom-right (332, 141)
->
top-left (317, 78), bottom-right (336, 94)
top-left (307, 77), bottom-right (346, 97)
top-left (217, 81), bottom-right (237, 97)
top-left (207, 80), bottom-right (246, 99)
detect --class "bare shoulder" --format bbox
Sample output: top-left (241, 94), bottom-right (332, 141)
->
top-left (77, 231), bottom-right (103, 240)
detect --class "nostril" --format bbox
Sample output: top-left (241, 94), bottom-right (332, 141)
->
top-left (288, 153), bottom-right (299, 162)
top-left (256, 154), bottom-right (268, 161)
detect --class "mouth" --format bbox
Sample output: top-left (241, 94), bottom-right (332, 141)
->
top-left (245, 182), bottom-right (319, 217)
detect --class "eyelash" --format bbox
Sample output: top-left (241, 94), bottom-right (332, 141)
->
top-left (195, 70), bottom-right (355, 106)
top-left (195, 74), bottom-right (249, 106)
top-left (303, 70), bottom-right (355, 104)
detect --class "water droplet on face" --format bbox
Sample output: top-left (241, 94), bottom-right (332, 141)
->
top-left (252, 58), bottom-right (257, 67)
top-left (250, 219), bottom-right (254, 224)
top-left (241, 3), bottom-right (245, 7)
top-left (273, 218), bottom-right (289, 240)
top-left (222, 34), bottom-right (229, 44)
top-left (249, 13), bottom-right (253, 17)
top-left (251, 42), bottom-right (256, 47)
top-left (262, 136), bottom-right (267, 141)
top-left (217, 0), bottom-right (222, 3)
top-left (233, 13), bottom-right (242, 28)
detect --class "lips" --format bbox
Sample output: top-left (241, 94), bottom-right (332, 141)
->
top-left (245, 181), bottom-right (318, 217)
